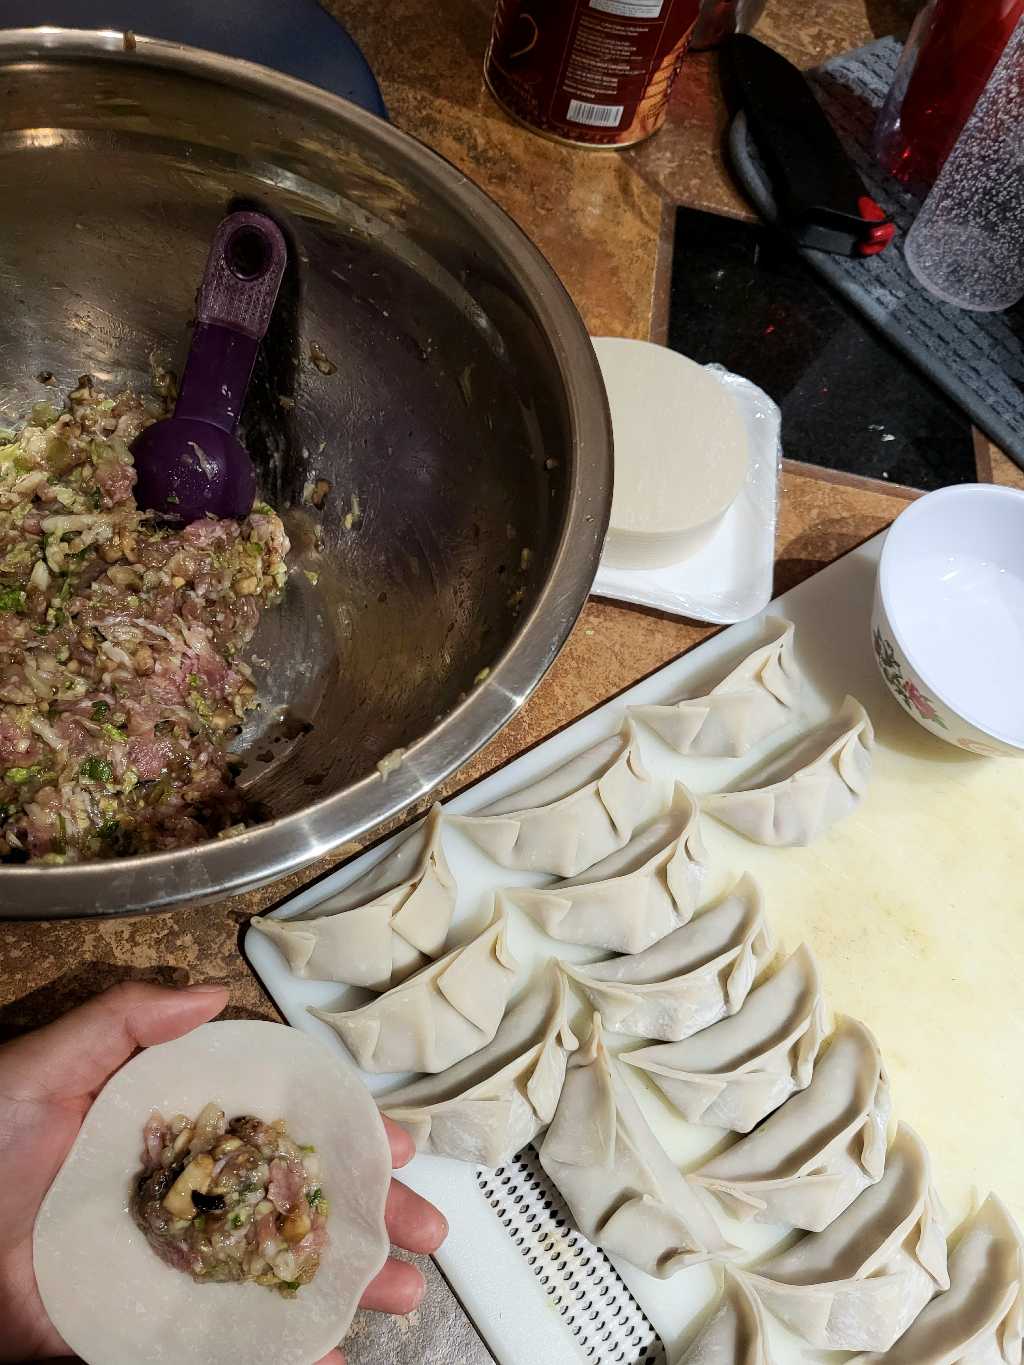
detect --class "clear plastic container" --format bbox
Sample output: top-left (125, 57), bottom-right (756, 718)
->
top-left (903, 15), bottom-right (1024, 311)
top-left (874, 0), bottom-right (1024, 194)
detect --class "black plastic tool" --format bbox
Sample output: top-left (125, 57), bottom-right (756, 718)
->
top-left (725, 35), bottom-right (894, 258)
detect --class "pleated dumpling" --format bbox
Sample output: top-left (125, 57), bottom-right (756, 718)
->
top-left (622, 944), bottom-right (828, 1133)
top-left (632, 617), bottom-right (801, 759)
top-left (538, 1015), bottom-right (732, 1278)
top-left (745, 1124), bottom-right (949, 1351)
top-left (850, 1194), bottom-right (1024, 1365)
top-left (449, 719), bottom-right (662, 877)
top-left (676, 1270), bottom-right (776, 1365)
top-left (501, 784), bottom-right (705, 954)
top-left (694, 1018), bottom-right (891, 1232)
top-left (704, 695), bottom-right (874, 846)
top-left (378, 965), bottom-right (577, 1167)
top-left (310, 908), bottom-right (518, 1074)
top-left (251, 804), bottom-right (455, 990)
top-left (560, 875), bottom-right (774, 1043)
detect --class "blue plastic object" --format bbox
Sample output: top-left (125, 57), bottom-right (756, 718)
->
top-left (2, 0), bottom-right (386, 117)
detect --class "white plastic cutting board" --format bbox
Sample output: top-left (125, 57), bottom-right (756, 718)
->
top-left (246, 532), bottom-right (1024, 1363)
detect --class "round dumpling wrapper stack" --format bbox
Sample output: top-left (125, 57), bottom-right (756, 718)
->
top-left (33, 1020), bottom-right (391, 1365)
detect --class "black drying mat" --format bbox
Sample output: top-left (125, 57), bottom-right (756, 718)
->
top-left (729, 36), bottom-right (1024, 470)
top-left (668, 205), bottom-right (976, 490)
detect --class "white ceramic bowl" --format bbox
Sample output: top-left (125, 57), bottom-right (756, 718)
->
top-left (872, 483), bottom-right (1024, 756)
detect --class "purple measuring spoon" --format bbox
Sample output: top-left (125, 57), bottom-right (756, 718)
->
top-left (132, 211), bottom-right (287, 524)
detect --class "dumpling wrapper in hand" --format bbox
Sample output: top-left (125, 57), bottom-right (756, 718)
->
top-left (849, 1193), bottom-right (1024, 1365)
top-left (311, 908), bottom-right (518, 1074)
top-left (540, 1015), bottom-right (732, 1279)
top-left (32, 1021), bottom-right (391, 1365)
top-left (745, 1123), bottom-right (948, 1352)
top-left (250, 804), bottom-right (455, 991)
top-left (694, 1017), bottom-right (891, 1232)
top-left (632, 617), bottom-right (801, 759)
top-left (501, 783), bottom-right (705, 954)
top-left (675, 1270), bottom-right (776, 1365)
top-left (379, 964), bottom-right (577, 1167)
top-left (449, 719), bottom-right (663, 877)
top-left (703, 695), bottom-right (874, 846)
top-left (560, 874), bottom-right (774, 1042)
top-left (622, 944), bottom-right (828, 1133)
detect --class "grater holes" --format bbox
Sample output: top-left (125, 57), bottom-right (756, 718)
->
top-left (477, 1146), bottom-right (666, 1365)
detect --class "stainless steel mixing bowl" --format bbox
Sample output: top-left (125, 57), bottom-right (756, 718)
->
top-left (0, 29), bottom-right (612, 919)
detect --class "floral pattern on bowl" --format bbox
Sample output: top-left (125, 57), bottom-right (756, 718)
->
top-left (873, 485), bottom-right (1024, 759)
top-left (871, 586), bottom-right (1022, 758)
top-left (873, 629), bottom-right (946, 729)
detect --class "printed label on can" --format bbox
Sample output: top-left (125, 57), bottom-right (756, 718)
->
top-left (485, 0), bottom-right (700, 146)
top-left (567, 98), bottom-right (625, 127)
top-left (589, 0), bottom-right (666, 19)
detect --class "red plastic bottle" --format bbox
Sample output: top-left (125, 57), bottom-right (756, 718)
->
top-left (875, 0), bottom-right (1024, 192)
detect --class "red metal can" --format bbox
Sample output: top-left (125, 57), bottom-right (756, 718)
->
top-left (485, 0), bottom-right (702, 148)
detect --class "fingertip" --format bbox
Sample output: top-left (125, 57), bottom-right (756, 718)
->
top-left (184, 981), bottom-right (230, 998)
top-left (404, 1268), bottom-right (426, 1313)
top-left (123, 981), bottom-right (229, 1048)
top-left (382, 1116), bottom-right (415, 1169)
top-left (385, 1180), bottom-right (449, 1254)
top-left (180, 982), bottom-right (230, 1016)
top-left (360, 1257), bottom-right (426, 1314)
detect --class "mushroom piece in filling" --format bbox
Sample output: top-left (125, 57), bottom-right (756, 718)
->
top-left (131, 1103), bottom-right (330, 1296)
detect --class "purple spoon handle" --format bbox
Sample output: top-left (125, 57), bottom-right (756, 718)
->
top-left (174, 212), bottom-right (288, 431)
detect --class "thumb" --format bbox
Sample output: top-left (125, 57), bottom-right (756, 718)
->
top-left (0, 980), bottom-right (230, 1102)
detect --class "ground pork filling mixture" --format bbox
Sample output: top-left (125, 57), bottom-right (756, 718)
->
top-left (0, 381), bottom-right (289, 862)
top-left (132, 1104), bottom-right (329, 1296)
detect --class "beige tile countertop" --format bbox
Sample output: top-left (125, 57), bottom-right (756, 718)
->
top-left (1, 1), bottom-right (1019, 1360)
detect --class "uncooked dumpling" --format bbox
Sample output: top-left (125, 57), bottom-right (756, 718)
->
top-left (32, 1022), bottom-right (391, 1365)
top-left (676, 1270), bottom-right (776, 1365)
top-left (500, 784), bottom-right (704, 954)
top-left (560, 874), bottom-right (774, 1042)
top-left (850, 1194), bottom-right (1024, 1365)
top-left (745, 1124), bottom-right (948, 1351)
top-left (703, 695), bottom-right (874, 846)
top-left (449, 719), bottom-right (663, 877)
top-left (251, 804), bottom-right (455, 990)
top-left (694, 1017), bottom-right (891, 1232)
top-left (310, 908), bottom-right (517, 1074)
top-left (632, 618), bottom-right (801, 758)
top-left (379, 964), bottom-right (577, 1167)
top-left (622, 944), bottom-right (828, 1133)
top-left (539, 1015), bottom-right (732, 1278)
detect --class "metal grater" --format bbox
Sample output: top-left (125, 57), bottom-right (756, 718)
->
top-left (477, 1148), bottom-right (666, 1365)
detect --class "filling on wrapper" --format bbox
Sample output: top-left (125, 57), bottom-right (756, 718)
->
top-left (132, 1105), bottom-right (329, 1296)
top-left (33, 1021), bottom-right (391, 1365)
top-left (0, 382), bottom-right (288, 862)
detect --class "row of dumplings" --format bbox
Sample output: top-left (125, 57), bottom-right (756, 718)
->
top-left (251, 619), bottom-right (1023, 1361)
top-left (253, 618), bottom-right (872, 996)
top-left (258, 844), bottom-right (1024, 1362)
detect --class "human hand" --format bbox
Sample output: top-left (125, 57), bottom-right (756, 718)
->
top-left (0, 981), bottom-right (447, 1364)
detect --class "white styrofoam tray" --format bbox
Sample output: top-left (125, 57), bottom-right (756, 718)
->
top-left (246, 532), bottom-right (1024, 1363)
top-left (591, 364), bottom-right (781, 624)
